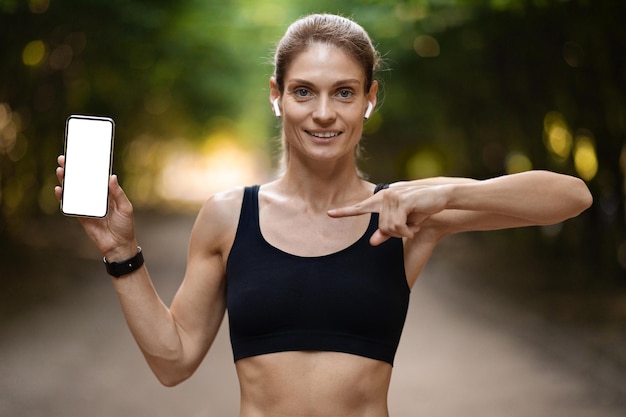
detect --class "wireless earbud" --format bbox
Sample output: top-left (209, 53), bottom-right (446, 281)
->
top-left (364, 102), bottom-right (374, 119)
top-left (272, 98), bottom-right (282, 117)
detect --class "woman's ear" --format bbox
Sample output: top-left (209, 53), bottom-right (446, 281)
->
top-left (269, 77), bottom-right (282, 117)
top-left (364, 102), bottom-right (374, 119)
top-left (272, 98), bottom-right (282, 117)
top-left (365, 80), bottom-right (378, 119)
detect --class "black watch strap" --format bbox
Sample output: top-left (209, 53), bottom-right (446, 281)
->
top-left (103, 247), bottom-right (144, 278)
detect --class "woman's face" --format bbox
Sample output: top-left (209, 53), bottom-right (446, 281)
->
top-left (271, 42), bottom-right (377, 166)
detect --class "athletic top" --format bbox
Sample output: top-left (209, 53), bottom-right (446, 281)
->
top-left (225, 184), bottom-right (410, 365)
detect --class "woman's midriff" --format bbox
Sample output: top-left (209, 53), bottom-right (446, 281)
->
top-left (235, 351), bottom-right (392, 417)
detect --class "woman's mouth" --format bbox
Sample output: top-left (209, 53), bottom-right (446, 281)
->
top-left (307, 131), bottom-right (342, 139)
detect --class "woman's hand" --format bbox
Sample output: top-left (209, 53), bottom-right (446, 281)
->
top-left (55, 155), bottom-right (138, 261)
top-left (328, 185), bottom-right (449, 246)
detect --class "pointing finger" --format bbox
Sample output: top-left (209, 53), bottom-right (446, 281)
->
top-left (327, 194), bottom-right (380, 218)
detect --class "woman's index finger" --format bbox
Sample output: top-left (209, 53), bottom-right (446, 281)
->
top-left (327, 194), bottom-right (380, 218)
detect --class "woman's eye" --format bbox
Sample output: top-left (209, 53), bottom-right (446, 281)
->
top-left (295, 88), bottom-right (310, 97)
top-left (337, 89), bottom-right (354, 99)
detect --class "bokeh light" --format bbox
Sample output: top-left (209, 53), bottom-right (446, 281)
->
top-left (573, 131), bottom-right (598, 181)
top-left (543, 111), bottom-right (573, 160)
top-left (0, 103), bottom-right (22, 160)
top-left (413, 35), bottom-right (441, 58)
top-left (406, 148), bottom-right (445, 178)
top-left (49, 44), bottom-right (73, 70)
top-left (22, 40), bottom-right (46, 66)
top-left (506, 151), bottom-right (532, 174)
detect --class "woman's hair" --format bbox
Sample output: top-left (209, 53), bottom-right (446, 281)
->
top-left (273, 14), bottom-right (381, 94)
top-left (271, 14), bottom-right (381, 175)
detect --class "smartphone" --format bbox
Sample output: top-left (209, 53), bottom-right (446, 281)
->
top-left (61, 115), bottom-right (115, 218)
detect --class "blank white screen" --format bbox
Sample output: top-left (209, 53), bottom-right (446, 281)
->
top-left (62, 116), bottom-right (114, 217)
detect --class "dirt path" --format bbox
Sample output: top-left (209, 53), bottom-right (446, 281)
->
top-left (0, 212), bottom-right (624, 417)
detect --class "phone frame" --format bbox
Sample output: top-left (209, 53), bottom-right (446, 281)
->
top-left (61, 114), bottom-right (115, 218)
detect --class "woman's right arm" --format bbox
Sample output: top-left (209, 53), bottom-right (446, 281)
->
top-left (55, 156), bottom-right (238, 387)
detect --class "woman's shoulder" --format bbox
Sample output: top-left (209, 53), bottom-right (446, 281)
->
top-left (190, 186), bottom-right (250, 247)
top-left (198, 185), bottom-right (248, 222)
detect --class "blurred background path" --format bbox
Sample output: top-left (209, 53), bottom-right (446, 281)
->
top-left (0, 212), bottom-right (624, 417)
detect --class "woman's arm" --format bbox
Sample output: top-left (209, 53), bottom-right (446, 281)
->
top-left (412, 170), bottom-right (592, 235)
top-left (55, 156), bottom-right (239, 387)
top-left (113, 194), bottom-right (238, 386)
top-left (328, 170), bottom-right (592, 244)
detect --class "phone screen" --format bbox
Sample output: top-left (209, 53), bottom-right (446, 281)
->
top-left (61, 115), bottom-right (115, 217)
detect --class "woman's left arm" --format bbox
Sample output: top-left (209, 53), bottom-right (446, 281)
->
top-left (329, 171), bottom-right (592, 244)
top-left (434, 170), bottom-right (592, 227)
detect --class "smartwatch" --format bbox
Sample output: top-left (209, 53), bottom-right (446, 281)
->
top-left (103, 247), bottom-right (144, 278)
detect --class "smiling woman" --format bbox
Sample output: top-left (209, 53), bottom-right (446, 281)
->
top-left (54, 13), bottom-right (592, 417)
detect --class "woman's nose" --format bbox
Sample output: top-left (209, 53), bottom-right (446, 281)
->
top-left (312, 97), bottom-right (336, 123)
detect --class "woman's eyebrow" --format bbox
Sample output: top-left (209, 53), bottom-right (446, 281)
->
top-left (333, 79), bottom-right (362, 87)
top-left (286, 78), bottom-right (362, 87)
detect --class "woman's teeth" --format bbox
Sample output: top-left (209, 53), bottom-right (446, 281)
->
top-left (310, 131), bottom-right (340, 138)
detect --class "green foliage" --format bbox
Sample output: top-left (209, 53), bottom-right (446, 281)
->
top-left (1, 0), bottom-right (625, 279)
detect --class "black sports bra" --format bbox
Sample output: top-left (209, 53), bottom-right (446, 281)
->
top-left (225, 185), bottom-right (410, 365)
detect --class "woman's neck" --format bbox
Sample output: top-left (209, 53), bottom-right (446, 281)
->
top-left (275, 160), bottom-right (370, 212)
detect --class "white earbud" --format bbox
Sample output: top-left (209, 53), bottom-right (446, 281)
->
top-left (364, 102), bottom-right (374, 119)
top-left (272, 98), bottom-right (281, 117)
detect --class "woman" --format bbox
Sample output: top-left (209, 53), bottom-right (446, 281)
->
top-left (55, 14), bottom-right (592, 417)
